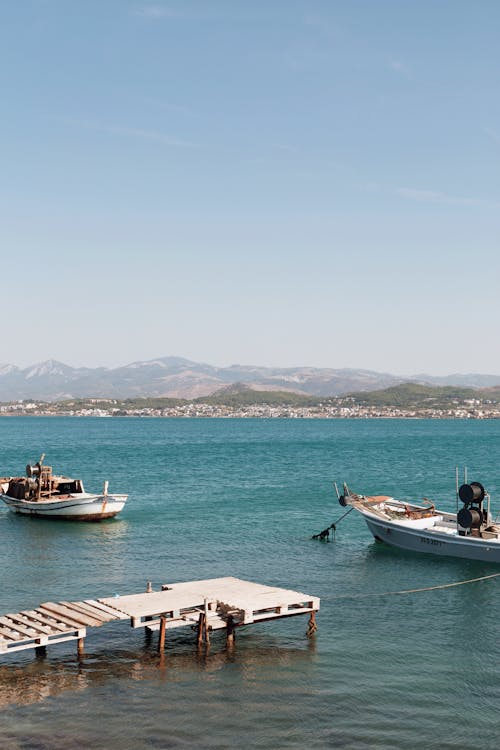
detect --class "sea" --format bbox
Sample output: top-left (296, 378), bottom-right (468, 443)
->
top-left (1, 416), bottom-right (500, 749)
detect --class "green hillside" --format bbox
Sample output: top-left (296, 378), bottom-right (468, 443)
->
top-left (54, 389), bottom-right (321, 410)
top-left (8, 382), bottom-right (500, 414)
top-left (60, 396), bottom-right (187, 409)
top-left (196, 386), bottom-right (320, 407)
top-left (344, 382), bottom-right (485, 408)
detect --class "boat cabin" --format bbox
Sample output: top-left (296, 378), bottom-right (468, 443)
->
top-left (5, 459), bottom-right (84, 501)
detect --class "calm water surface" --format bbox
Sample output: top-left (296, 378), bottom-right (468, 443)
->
top-left (1, 417), bottom-right (500, 749)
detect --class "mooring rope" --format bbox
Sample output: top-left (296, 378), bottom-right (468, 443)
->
top-left (312, 506), bottom-right (354, 540)
top-left (331, 571), bottom-right (500, 600)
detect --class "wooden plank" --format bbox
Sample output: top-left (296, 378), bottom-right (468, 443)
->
top-left (0, 617), bottom-right (39, 639)
top-left (21, 610), bottom-right (71, 633)
top-left (87, 600), bottom-right (129, 619)
top-left (58, 602), bottom-right (106, 626)
top-left (67, 601), bottom-right (119, 622)
top-left (147, 612), bottom-right (228, 632)
top-left (5, 614), bottom-right (54, 635)
top-left (100, 591), bottom-right (207, 618)
top-left (40, 602), bottom-right (101, 628)
top-left (0, 626), bottom-right (20, 641)
top-left (67, 601), bottom-right (112, 620)
top-left (0, 633), bottom-right (84, 654)
top-left (38, 604), bottom-right (93, 629)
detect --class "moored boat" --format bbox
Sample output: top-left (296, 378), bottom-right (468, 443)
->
top-left (0, 455), bottom-right (127, 521)
top-left (338, 479), bottom-right (500, 563)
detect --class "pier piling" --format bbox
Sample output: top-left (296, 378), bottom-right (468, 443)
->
top-left (157, 615), bottom-right (167, 653)
top-left (306, 611), bottom-right (318, 637)
top-left (226, 614), bottom-right (235, 646)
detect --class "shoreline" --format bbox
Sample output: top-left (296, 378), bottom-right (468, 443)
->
top-left (1, 408), bottom-right (499, 420)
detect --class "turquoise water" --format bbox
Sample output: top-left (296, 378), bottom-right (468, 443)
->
top-left (1, 417), bottom-right (500, 749)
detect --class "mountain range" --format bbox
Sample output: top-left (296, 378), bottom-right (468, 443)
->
top-left (1, 357), bottom-right (500, 402)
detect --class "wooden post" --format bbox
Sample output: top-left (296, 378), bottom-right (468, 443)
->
top-left (226, 614), bottom-right (235, 646)
top-left (35, 645), bottom-right (47, 658)
top-left (196, 612), bottom-right (211, 645)
top-left (306, 611), bottom-right (317, 637)
top-left (203, 599), bottom-right (210, 645)
top-left (197, 612), bottom-right (205, 645)
top-left (158, 615), bottom-right (167, 654)
top-left (77, 637), bottom-right (85, 656)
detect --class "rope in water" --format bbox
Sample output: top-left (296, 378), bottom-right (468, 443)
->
top-left (312, 506), bottom-right (354, 540)
top-left (331, 571), bottom-right (500, 600)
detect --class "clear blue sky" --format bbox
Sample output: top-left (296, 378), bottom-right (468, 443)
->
top-left (1, 1), bottom-right (499, 374)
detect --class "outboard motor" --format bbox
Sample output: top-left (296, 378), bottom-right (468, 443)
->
top-left (457, 481), bottom-right (489, 536)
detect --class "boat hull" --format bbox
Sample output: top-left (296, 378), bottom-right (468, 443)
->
top-left (363, 514), bottom-right (500, 563)
top-left (0, 493), bottom-right (127, 521)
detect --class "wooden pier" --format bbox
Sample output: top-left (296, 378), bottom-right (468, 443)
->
top-left (0, 577), bottom-right (320, 658)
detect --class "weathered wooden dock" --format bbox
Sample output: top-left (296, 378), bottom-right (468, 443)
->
top-left (0, 577), bottom-right (320, 658)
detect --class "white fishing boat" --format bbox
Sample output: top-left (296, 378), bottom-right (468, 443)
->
top-left (338, 479), bottom-right (500, 563)
top-left (0, 455), bottom-right (127, 521)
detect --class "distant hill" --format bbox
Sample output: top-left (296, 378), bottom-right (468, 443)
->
top-left (344, 383), bottom-right (500, 409)
top-left (1, 356), bottom-right (500, 402)
top-left (9, 381), bottom-right (500, 415)
top-left (197, 384), bottom-right (320, 407)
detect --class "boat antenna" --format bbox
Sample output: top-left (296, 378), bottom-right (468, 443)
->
top-left (455, 466), bottom-right (459, 515)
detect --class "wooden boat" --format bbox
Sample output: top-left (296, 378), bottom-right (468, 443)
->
top-left (338, 480), bottom-right (500, 563)
top-left (0, 455), bottom-right (127, 521)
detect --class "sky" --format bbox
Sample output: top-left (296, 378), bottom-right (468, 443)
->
top-left (1, 0), bottom-right (499, 375)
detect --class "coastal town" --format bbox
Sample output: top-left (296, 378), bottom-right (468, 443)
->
top-left (1, 395), bottom-right (500, 419)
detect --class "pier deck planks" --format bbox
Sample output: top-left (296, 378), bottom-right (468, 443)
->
top-left (100, 577), bottom-right (320, 629)
top-left (0, 578), bottom-right (319, 657)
